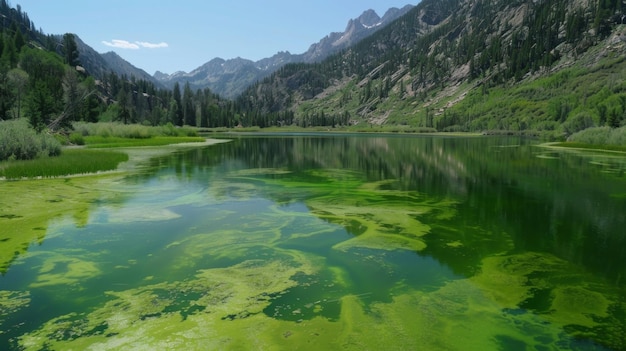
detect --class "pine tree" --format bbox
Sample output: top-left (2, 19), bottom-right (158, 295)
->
top-left (172, 82), bottom-right (183, 126)
top-left (12, 24), bottom-right (24, 53)
top-left (62, 33), bottom-right (79, 67)
top-left (182, 82), bottom-right (195, 126)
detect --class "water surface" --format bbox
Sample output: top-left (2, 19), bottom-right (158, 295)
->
top-left (1, 135), bottom-right (625, 350)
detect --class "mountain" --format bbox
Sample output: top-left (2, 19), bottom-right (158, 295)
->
top-left (300, 5), bottom-right (414, 63)
top-left (74, 36), bottom-right (161, 86)
top-left (154, 5), bottom-right (414, 99)
top-left (235, 0), bottom-right (626, 133)
top-left (100, 51), bottom-right (157, 83)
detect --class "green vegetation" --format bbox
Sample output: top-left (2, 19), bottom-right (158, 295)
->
top-left (72, 122), bottom-right (205, 148)
top-left (441, 58), bottom-right (626, 137)
top-left (0, 119), bottom-right (208, 178)
top-left (551, 142), bottom-right (626, 153)
top-left (0, 119), bottom-right (61, 161)
top-left (0, 149), bottom-right (128, 179)
top-left (85, 136), bottom-right (205, 148)
top-left (567, 126), bottom-right (626, 146)
top-left (72, 122), bottom-right (199, 139)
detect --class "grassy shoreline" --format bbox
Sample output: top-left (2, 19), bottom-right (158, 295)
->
top-left (210, 127), bottom-right (626, 153)
top-left (0, 138), bottom-right (225, 180)
top-left (0, 149), bottom-right (129, 179)
top-left (542, 142), bottom-right (626, 153)
top-left (84, 136), bottom-right (206, 148)
top-left (3, 127), bottom-right (624, 180)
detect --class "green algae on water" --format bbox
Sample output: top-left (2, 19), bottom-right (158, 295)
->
top-left (472, 252), bottom-right (625, 349)
top-left (0, 176), bottom-right (127, 274)
top-left (27, 251), bottom-right (102, 289)
top-left (18, 257), bottom-right (319, 350)
top-left (217, 168), bottom-right (458, 253)
top-left (5, 136), bottom-right (626, 350)
top-left (0, 291), bottom-right (30, 325)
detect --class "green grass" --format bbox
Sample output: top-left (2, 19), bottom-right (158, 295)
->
top-left (73, 122), bottom-right (199, 139)
top-left (551, 142), bottom-right (626, 153)
top-left (85, 136), bottom-right (206, 148)
top-left (203, 125), bottom-right (441, 134)
top-left (0, 149), bottom-right (129, 179)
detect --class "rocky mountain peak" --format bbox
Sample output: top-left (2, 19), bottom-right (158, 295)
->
top-left (356, 9), bottom-right (382, 28)
top-left (153, 4), bottom-right (414, 98)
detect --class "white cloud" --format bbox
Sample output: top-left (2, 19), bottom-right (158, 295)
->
top-left (136, 41), bottom-right (169, 49)
top-left (102, 39), bottom-right (140, 49)
top-left (102, 40), bottom-right (169, 50)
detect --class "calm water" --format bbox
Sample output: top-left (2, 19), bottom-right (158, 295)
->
top-left (1, 135), bottom-right (626, 350)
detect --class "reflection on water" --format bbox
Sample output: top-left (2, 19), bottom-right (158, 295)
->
top-left (1, 135), bottom-right (625, 350)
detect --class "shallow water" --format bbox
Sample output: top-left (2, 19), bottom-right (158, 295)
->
top-left (1, 135), bottom-right (626, 350)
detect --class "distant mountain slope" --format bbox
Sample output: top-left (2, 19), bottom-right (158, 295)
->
top-left (154, 5), bottom-right (414, 98)
top-left (300, 5), bottom-right (414, 63)
top-left (74, 36), bottom-right (161, 86)
top-left (235, 0), bottom-right (626, 133)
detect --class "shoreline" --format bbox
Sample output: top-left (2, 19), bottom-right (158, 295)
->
top-left (0, 138), bottom-right (231, 181)
top-left (537, 141), bottom-right (626, 154)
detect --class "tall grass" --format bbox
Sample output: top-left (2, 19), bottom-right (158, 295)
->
top-left (85, 136), bottom-right (206, 148)
top-left (0, 119), bottom-right (61, 161)
top-left (568, 126), bottom-right (626, 146)
top-left (71, 122), bottom-right (205, 148)
top-left (0, 149), bottom-right (129, 179)
top-left (73, 122), bottom-right (198, 139)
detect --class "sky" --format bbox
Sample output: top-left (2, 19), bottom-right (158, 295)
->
top-left (14, 1), bottom-right (416, 75)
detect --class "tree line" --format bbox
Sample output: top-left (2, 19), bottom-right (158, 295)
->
top-left (0, 0), bottom-right (263, 131)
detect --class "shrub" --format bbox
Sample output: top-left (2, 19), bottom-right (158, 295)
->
top-left (606, 126), bottom-right (626, 146)
top-left (69, 132), bottom-right (85, 145)
top-left (568, 126), bottom-right (626, 146)
top-left (561, 112), bottom-right (595, 136)
top-left (160, 123), bottom-right (178, 136)
top-left (0, 119), bottom-right (62, 161)
top-left (72, 122), bottom-right (198, 139)
top-left (39, 133), bottom-right (62, 157)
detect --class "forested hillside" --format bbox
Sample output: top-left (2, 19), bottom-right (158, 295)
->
top-left (0, 0), bottom-right (237, 137)
top-left (2, 0), bottom-right (626, 144)
top-left (237, 0), bottom-right (626, 137)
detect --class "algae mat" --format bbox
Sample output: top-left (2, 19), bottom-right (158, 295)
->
top-left (1, 135), bottom-right (625, 350)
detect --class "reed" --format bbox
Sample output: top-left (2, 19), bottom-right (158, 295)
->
top-left (0, 149), bottom-right (129, 179)
top-left (72, 122), bottom-right (199, 139)
top-left (85, 136), bottom-right (205, 148)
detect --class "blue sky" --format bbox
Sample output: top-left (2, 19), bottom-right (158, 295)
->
top-left (15, 1), bottom-right (416, 75)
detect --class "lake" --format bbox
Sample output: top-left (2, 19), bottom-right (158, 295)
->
top-left (1, 134), bottom-right (625, 350)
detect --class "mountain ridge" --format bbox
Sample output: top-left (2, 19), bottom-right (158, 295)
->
top-left (153, 5), bottom-right (414, 98)
top-left (74, 35), bottom-right (163, 87)
top-left (234, 0), bottom-right (626, 134)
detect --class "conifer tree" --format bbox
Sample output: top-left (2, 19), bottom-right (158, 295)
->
top-left (172, 82), bottom-right (183, 126)
top-left (62, 33), bottom-right (79, 67)
top-left (183, 82), bottom-right (195, 126)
